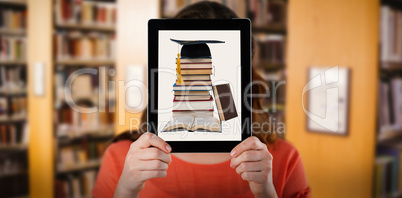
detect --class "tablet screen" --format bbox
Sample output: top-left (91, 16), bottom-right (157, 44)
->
top-left (157, 30), bottom-right (242, 141)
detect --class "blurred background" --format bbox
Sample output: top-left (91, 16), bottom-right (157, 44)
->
top-left (0, 0), bottom-right (399, 197)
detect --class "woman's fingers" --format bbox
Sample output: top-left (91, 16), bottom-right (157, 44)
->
top-left (240, 171), bottom-right (268, 184)
top-left (230, 150), bottom-right (265, 168)
top-left (131, 132), bottom-right (172, 153)
top-left (230, 136), bottom-right (266, 158)
top-left (140, 170), bottom-right (168, 181)
top-left (137, 147), bottom-right (172, 164)
top-left (133, 159), bottom-right (169, 171)
top-left (235, 161), bottom-right (266, 175)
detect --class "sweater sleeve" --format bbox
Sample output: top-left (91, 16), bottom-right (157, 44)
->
top-left (92, 140), bottom-right (132, 198)
top-left (281, 149), bottom-right (311, 198)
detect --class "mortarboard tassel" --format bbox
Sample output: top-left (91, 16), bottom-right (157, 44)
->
top-left (176, 45), bottom-right (184, 84)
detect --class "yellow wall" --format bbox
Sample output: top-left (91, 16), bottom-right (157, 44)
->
top-left (115, 0), bottom-right (160, 134)
top-left (27, 0), bottom-right (54, 197)
top-left (286, 0), bottom-right (379, 197)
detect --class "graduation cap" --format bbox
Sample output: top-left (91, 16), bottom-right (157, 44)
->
top-left (170, 38), bottom-right (225, 83)
top-left (170, 38), bottom-right (225, 59)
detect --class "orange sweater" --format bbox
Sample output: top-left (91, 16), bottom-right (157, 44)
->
top-left (92, 138), bottom-right (311, 198)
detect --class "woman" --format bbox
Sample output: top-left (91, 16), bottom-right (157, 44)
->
top-left (92, 2), bottom-right (310, 198)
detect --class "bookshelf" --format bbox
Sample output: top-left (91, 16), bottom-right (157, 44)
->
top-left (55, 23), bottom-right (116, 32)
top-left (51, 0), bottom-right (117, 197)
top-left (160, 0), bottom-right (288, 137)
top-left (0, 0), bottom-right (26, 6)
top-left (0, 0), bottom-right (29, 197)
top-left (375, 0), bottom-right (402, 196)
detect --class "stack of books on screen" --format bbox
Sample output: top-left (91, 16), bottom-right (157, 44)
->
top-left (54, 0), bottom-right (117, 26)
top-left (0, 36), bottom-right (27, 61)
top-left (172, 57), bottom-right (214, 115)
top-left (54, 31), bottom-right (116, 61)
top-left (0, 8), bottom-right (27, 31)
top-left (164, 59), bottom-right (220, 132)
top-left (375, 146), bottom-right (402, 197)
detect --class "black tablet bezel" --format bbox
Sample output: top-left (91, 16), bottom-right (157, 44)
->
top-left (148, 19), bottom-right (251, 152)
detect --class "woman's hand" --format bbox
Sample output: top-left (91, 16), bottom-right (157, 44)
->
top-left (114, 132), bottom-right (172, 198)
top-left (230, 136), bottom-right (278, 198)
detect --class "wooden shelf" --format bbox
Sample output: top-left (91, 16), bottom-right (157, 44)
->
top-left (0, 90), bottom-right (27, 97)
top-left (0, 171), bottom-right (27, 179)
top-left (256, 62), bottom-right (285, 71)
top-left (377, 128), bottom-right (402, 144)
top-left (57, 160), bottom-right (101, 175)
top-left (55, 59), bottom-right (115, 66)
top-left (0, 115), bottom-right (26, 124)
top-left (252, 24), bottom-right (287, 34)
top-left (57, 126), bottom-right (114, 146)
top-left (0, 28), bottom-right (26, 36)
top-left (0, 60), bottom-right (26, 65)
top-left (0, 0), bottom-right (26, 6)
top-left (55, 23), bottom-right (116, 32)
top-left (58, 133), bottom-right (114, 147)
top-left (381, 62), bottom-right (402, 71)
top-left (0, 144), bottom-right (28, 152)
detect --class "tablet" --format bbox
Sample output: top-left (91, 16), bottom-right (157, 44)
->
top-left (148, 19), bottom-right (251, 152)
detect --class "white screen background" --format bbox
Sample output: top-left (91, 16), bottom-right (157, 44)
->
top-left (157, 30), bottom-right (242, 141)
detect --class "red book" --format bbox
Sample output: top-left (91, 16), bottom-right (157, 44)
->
top-left (173, 96), bottom-right (212, 102)
top-left (172, 109), bottom-right (213, 112)
top-left (1, 125), bottom-right (7, 144)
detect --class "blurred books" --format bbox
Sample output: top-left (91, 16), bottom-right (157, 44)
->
top-left (55, 31), bottom-right (116, 61)
top-left (0, 6), bottom-right (27, 32)
top-left (54, 0), bottom-right (117, 27)
top-left (380, 6), bottom-right (402, 64)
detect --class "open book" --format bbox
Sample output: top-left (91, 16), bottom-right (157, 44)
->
top-left (162, 115), bottom-right (221, 132)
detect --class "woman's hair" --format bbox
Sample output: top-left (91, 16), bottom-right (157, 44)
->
top-left (113, 1), bottom-right (277, 145)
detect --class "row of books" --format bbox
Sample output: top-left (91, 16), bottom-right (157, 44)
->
top-left (0, 123), bottom-right (28, 145)
top-left (55, 31), bottom-right (116, 61)
top-left (163, 0), bottom-right (244, 18)
top-left (0, 97), bottom-right (27, 119)
top-left (254, 34), bottom-right (286, 66)
top-left (58, 142), bottom-right (108, 170)
top-left (56, 171), bottom-right (96, 198)
top-left (259, 70), bottom-right (286, 106)
top-left (172, 58), bottom-right (214, 113)
top-left (0, 156), bottom-right (27, 177)
top-left (163, 0), bottom-right (287, 26)
top-left (246, 0), bottom-right (286, 26)
top-left (0, 66), bottom-right (26, 93)
top-left (0, 36), bottom-right (27, 61)
top-left (375, 145), bottom-right (402, 197)
top-left (380, 6), bottom-right (402, 63)
top-left (54, 0), bottom-right (117, 26)
top-left (56, 107), bottom-right (114, 138)
top-left (54, 66), bottom-right (115, 107)
top-left (163, 53), bottom-right (223, 132)
top-left (378, 77), bottom-right (402, 134)
top-left (0, 8), bottom-right (27, 31)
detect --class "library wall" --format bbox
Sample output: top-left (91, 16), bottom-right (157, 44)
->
top-left (115, 0), bottom-right (159, 134)
top-left (286, 0), bottom-right (378, 197)
top-left (27, 0), bottom-right (54, 197)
